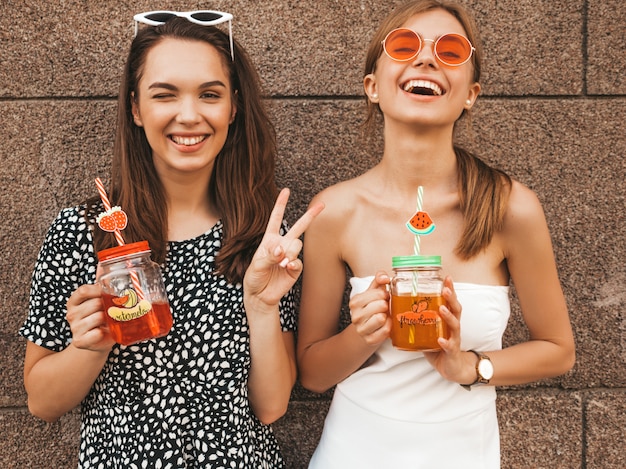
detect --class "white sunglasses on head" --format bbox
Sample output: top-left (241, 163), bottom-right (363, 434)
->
top-left (133, 10), bottom-right (234, 61)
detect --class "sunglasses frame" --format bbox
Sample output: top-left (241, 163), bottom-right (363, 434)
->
top-left (133, 10), bottom-right (234, 61)
top-left (382, 28), bottom-right (475, 67)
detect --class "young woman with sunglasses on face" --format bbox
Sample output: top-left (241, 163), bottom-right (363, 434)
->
top-left (297, 1), bottom-right (575, 467)
top-left (20, 13), bottom-right (322, 468)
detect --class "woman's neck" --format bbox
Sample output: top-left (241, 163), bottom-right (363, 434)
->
top-left (160, 172), bottom-right (219, 241)
top-left (377, 121), bottom-right (459, 194)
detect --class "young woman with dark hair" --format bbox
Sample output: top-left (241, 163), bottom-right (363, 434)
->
top-left (21, 13), bottom-right (322, 468)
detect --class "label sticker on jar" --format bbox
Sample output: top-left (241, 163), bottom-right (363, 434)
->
top-left (106, 288), bottom-right (153, 322)
top-left (397, 299), bottom-right (437, 326)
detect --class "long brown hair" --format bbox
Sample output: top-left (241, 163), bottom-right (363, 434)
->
top-left (363, 0), bottom-right (511, 259)
top-left (88, 18), bottom-right (278, 283)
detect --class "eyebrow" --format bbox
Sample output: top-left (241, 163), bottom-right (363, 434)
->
top-left (148, 81), bottom-right (228, 90)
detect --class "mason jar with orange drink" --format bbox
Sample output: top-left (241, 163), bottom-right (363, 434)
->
top-left (389, 255), bottom-right (449, 351)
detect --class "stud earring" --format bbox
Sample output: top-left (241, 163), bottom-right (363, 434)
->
top-left (371, 94), bottom-right (378, 100)
top-left (466, 99), bottom-right (472, 106)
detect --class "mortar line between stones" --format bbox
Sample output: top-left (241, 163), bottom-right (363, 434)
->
top-left (2, 94), bottom-right (626, 103)
top-left (581, 0), bottom-right (589, 96)
top-left (581, 390), bottom-right (588, 468)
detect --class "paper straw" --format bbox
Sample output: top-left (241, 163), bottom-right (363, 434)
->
top-left (408, 186), bottom-right (425, 345)
top-left (417, 185), bottom-right (424, 211)
top-left (413, 185), bottom-right (423, 256)
top-left (95, 177), bottom-right (112, 211)
top-left (95, 177), bottom-right (144, 300)
top-left (408, 316), bottom-right (415, 344)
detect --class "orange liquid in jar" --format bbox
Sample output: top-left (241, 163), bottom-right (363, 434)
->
top-left (102, 293), bottom-right (172, 345)
top-left (389, 294), bottom-right (449, 351)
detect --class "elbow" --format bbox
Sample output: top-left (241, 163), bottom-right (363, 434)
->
top-left (296, 349), bottom-right (336, 394)
top-left (561, 345), bottom-right (576, 374)
top-left (302, 383), bottom-right (331, 394)
top-left (255, 402), bottom-right (289, 425)
top-left (27, 399), bottom-right (62, 423)
top-left (298, 373), bottom-right (333, 395)
top-left (550, 341), bottom-right (576, 377)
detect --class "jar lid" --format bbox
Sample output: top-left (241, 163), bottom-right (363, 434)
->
top-left (97, 241), bottom-right (151, 262)
top-left (392, 255), bottom-right (441, 268)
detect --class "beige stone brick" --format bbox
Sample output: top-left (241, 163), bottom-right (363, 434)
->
top-left (498, 391), bottom-right (583, 468)
top-left (0, 410), bottom-right (79, 468)
top-left (587, 0), bottom-right (626, 94)
top-left (585, 391), bottom-right (626, 468)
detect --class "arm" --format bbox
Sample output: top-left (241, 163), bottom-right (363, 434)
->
top-left (24, 284), bottom-right (114, 422)
top-left (427, 182), bottom-right (575, 386)
top-left (297, 193), bottom-right (392, 393)
top-left (243, 188), bottom-right (323, 424)
top-left (485, 183), bottom-right (575, 384)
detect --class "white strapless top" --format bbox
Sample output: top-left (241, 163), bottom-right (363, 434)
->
top-left (336, 277), bottom-right (511, 423)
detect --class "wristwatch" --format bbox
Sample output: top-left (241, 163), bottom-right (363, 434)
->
top-left (461, 350), bottom-right (494, 390)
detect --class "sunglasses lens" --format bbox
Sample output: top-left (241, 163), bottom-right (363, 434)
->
top-left (384, 29), bottom-right (421, 61)
top-left (143, 12), bottom-right (177, 23)
top-left (435, 34), bottom-right (473, 65)
top-left (190, 11), bottom-right (223, 22)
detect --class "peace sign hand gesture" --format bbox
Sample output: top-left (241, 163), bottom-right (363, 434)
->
top-left (243, 188), bottom-right (324, 311)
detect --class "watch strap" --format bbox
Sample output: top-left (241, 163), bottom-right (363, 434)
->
top-left (460, 350), bottom-right (491, 391)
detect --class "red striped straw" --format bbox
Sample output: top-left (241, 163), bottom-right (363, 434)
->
top-left (95, 178), bottom-right (144, 300)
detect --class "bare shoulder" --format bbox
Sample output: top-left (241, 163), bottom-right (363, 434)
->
top-left (503, 179), bottom-right (546, 227)
top-left (500, 179), bottom-right (554, 259)
top-left (304, 173), bottom-right (378, 264)
top-left (309, 174), bottom-right (370, 223)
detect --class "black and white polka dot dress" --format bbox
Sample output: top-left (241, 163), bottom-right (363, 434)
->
top-left (20, 206), bottom-right (296, 468)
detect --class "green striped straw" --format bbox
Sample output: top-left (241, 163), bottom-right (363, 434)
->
top-left (409, 186), bottom-right (424, 344)
top-left (413, 185), bottom-right (423, 257)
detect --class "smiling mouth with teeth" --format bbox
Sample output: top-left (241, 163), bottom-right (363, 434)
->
top-left (403, 79), bottom-right (444, 96)
top-left (170, 135), bottom-right (207, 146)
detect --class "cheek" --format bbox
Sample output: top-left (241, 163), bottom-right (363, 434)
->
top-left (208, 105), bottom-right (237, 129)
top-left (376, 80), bottom-right (402, 115)
top-left (137, 107), bottom-right (170, 132)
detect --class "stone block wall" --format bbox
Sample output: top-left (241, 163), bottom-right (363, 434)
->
top-left (1, 1), bottom-right (624, 467)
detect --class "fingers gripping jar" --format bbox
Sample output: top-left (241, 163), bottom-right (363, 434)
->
top-left (389, 255), bottom-right (449, 351)
top-left (96, 241), bottom-right (173, 345)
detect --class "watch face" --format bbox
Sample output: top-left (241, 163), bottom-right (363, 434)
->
top-left (478, 358), bottom-right (494, 380)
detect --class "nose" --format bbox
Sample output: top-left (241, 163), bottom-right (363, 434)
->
top-left (412, 39), bottom-right (438, 68)
top-left (176, 97), bottom-right (201, 124)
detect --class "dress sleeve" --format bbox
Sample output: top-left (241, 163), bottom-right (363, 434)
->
top-left (19, 207), bottom-right (98, 351)
top-left (278, 286), bottom-right (298, 332)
